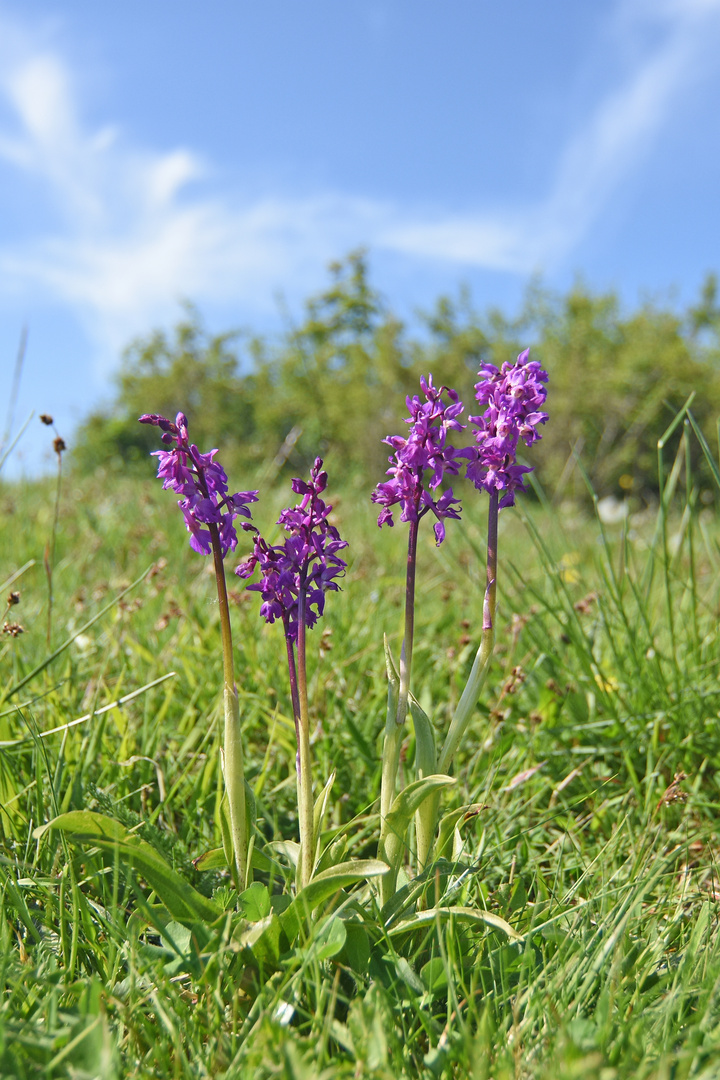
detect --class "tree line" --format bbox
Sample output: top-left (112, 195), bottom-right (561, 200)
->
top-left (73, 252), bottom-right (720, 500)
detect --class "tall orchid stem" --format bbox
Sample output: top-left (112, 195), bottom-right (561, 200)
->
top-left (438, 490), bottom-right (498, 775)
top-left (295, 580), bottom-right (315, 889)
top-left (415, 492), bottom-right (498, 881)
top-left (209, 522), bottom-right (247, 893)
top-left (379, 515), bottom-right (419, 833)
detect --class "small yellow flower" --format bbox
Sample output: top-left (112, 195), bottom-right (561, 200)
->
top-left (594, 672), bottom-right (619, 693)
top-left (559, 551), bottom-right (580, 583)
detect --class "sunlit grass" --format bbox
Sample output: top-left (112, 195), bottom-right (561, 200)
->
top-left (2, 457), bottom-right (720, 1078)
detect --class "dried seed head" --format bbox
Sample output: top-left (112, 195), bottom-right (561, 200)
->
top-left (3, 622), bottom-right (24, 637)
top-left (53, 436), bottom-right (66, 454)
top-left (39, 414), bottom-right (54, 425)
top-left (7, 591), bottom-right (20, 606)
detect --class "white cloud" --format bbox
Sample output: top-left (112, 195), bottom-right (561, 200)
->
top-left (383, 0), bottom-right (720, 270)
top-left (0, 0), bottom-right (718, 361)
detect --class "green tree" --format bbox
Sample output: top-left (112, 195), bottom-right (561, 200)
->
top-left (72, 305), bottom-right (253, 475)
top-left (72, 257), bottom-right (720, 501)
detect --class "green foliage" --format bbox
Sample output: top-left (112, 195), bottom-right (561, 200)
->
top-left (531, 287), bottom-right (720, 497)
top-left (71, 302), bottom-right (254, 475)
top-left (4, 423), bottom-right (720, 1073)
top-left (71, 254), bottom-right (720, 501)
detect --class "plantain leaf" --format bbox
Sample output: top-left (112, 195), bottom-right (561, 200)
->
top-left (387, 905), bottom-right (521, 942)
top-left (36, 811), bottom-right (220, 924)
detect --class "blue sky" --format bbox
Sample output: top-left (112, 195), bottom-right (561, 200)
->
top-left (1, 0), bottom-right (720, 474)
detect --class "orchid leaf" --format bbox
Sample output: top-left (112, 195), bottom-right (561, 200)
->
top-left (313, 770), bottom-right (336, 864)
top-left (383, 634), bottom-right (400, 691)
top-left (314, 834), bottom-right (349, 877)
top-left (436, 803), bottom-right (485, 861)
top-left (36, 811), bottom-right (220, 924)
top-left (379, 775), bottom-right (456, 901)
top-left (280, 859), bottom-right (389, 943)
top-left (409, 698), bottom-right (439, 872)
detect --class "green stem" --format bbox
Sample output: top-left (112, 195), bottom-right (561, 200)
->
top-left (378, 515), bottom-right (419, 905)
top-left (296, 580), bottom-right (314, 889)
top-left (380, 516), bottom-right (418, 821)
top-left (414, 493), bottom-right (498, 884)
top-left (209, 522), bottom-right (247, 893)
top-left (438, 490), bottom-right (498, 774)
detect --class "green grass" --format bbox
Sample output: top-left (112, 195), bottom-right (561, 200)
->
top-left (2, 455), bottom-right (720, 1079)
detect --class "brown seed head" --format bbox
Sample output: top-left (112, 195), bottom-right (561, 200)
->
top-left (7, 591), bottom-right (20, 606)
top-left (3, 622), bottom-right (24, 637)
top-left (39, 414), bottom-right (54, 425)
top-left (53, 436), bottom-right (66, 454)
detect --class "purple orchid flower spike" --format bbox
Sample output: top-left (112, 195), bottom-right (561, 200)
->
top-left (236, 457), bottom-right (347, 643)
top-left (236, 458), bottom-right (347, 888)
top-left (139, 410), bottom-right (258, 891)
top-left (373, 376), bottom-right (466, 885)
top-left (139, 412), bottom-right (258, 556)
top-left (431, 348), bottom-right (549, 854)
top-left (462, 348), bottom-right (549, 507)
top-left (371, 374), bottom-right (465, 546)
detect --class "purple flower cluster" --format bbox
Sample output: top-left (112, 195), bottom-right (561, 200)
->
top-left (138, 412), bottom-right (258, 556)
top-left (236, 458), bottom-right (348, 643)
top-left (371, 375), bottom-right (465, 546)
top-left (463, 349), bottom-right (549, 508)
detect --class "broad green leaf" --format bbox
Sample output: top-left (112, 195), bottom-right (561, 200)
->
top-left (409, 699), bottom-right (436, 776)
top-left (379, 775), bottom-right (456, 900)
top-left (268, 840), bottom-right (301, 869)
top-left (281, 859), bottom-right (389, 943)
top-left (238, 881), bottom-right (271, 922)
top-left (421, 956), bottom-right (448, 993)
top-left (235, 913), bottom-right (283, 969)
top-left (313, 770), bottom-right (336, 863)
top-left (387, 905), bottom-right (521, 942)
top-left (314, 834), bottom-right (349, 877)
top-left (337, 917), bottom-right (371, 975)
top-left (36, 811), bottom-right (220, 924)
top-left (300, 914), bottom-right (347, 963)
top-left (409, 699), bottom-right (439, 873)
top-left (193, 847), bottom-right (227, 871)
top-left (436, 803), bottom-right (484, 861)
top-left (193, 845), bottom-right (285, 877)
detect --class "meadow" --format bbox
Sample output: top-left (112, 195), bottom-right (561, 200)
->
top-left (2, 405), bottom-right (720, 1079)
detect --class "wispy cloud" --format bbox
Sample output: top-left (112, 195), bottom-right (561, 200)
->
top-left (383, 0), bottom-right (720, 269)
top-left (0, 0), bottom-right (718, 358)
